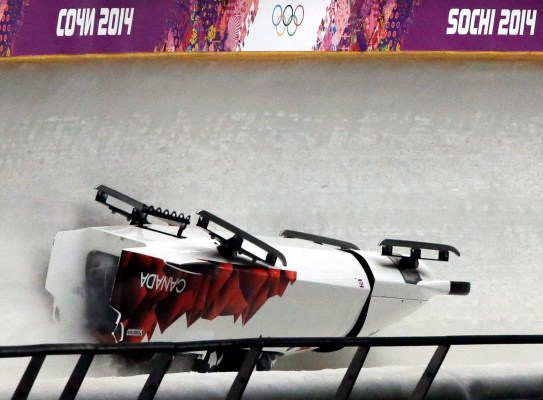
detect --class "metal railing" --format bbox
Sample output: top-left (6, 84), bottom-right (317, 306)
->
top-left (2, 335), bottom-right (543, 400)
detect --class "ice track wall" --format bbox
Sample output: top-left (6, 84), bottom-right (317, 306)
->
top-left (0, 54), bottom-right (542, 370)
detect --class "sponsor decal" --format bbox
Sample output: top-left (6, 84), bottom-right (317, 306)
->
top-left (272, 4), bottom-right (304, 36)
top-left (56, 8), bottom-right (135, 37)
top-left (140, 272), bottom-right (186, 294)
top-left (446, 8), bottom-right (537, 36)
top-left (107, 251), bottom-right (297, 343)
top-left (126, 328), bottom-right (144, 337)
top-left (403, 1), bottom-right (543, 51)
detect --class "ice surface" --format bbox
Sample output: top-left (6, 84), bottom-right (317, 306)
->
top-left (0, 55), bottom-right (542, 393)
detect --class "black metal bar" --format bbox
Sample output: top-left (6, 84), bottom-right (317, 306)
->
top-left (94, 185), bottom-right (190, 234)
top-left (2, 335), bottom-right (542, 400)
top-left (11, 355), bottom-right (46, 400)
top-left (137, 353), bottom-right (174, 400)
top-left (59, 353), bottom-right (94, 400)
top-left (379, 239), bottom-right (460, 257)
top-left (1, 335), bottom-right (543, 360)
top-left (280, 229), bottom-right (360, 250)
top-left (0, 342), bottom-right (178, 358)
top-left (225, 347), bottom-right (262, 400)
top-left (335, 346), bottom-right (370, 400)
top-left (410, 345), bottom-right (450, 400)
top-left (196, 210), bottom-right (287, 266)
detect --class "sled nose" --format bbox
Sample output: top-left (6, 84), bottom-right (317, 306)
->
top-left (417, 280), bottom-right (471, 296)
top-left (449, 281), bottom-right (471, 295)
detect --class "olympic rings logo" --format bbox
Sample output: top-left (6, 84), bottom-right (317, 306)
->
top-left (272, 4), bottom-right (304, 36)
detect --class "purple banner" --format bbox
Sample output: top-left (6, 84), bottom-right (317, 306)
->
top-left (0, 0), bottom-right (542, 56)
top-left (13, 1), bottom-right (173, 55)
top-left (404, 0), bottom-right (543, 51)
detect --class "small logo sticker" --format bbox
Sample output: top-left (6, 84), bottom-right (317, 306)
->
top-left (126, 329), bottom-right (144, 337)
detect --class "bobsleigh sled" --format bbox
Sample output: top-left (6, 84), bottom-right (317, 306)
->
top-left (45, 185), bottom-right (470, 371)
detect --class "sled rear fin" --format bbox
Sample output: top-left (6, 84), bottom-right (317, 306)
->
top-left (379, 239), bottom-right (460, 262)
top-left (197, 210), bottom-right (287, 267)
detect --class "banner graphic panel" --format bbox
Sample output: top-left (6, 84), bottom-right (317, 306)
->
top-left (1, 0), bottom-right (541, 56)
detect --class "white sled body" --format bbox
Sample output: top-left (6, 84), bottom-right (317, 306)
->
top-left (45, 186), bottom-right (470, 362)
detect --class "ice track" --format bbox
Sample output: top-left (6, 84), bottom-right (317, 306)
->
top-left (0, 54), bottom-right (542, 382)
